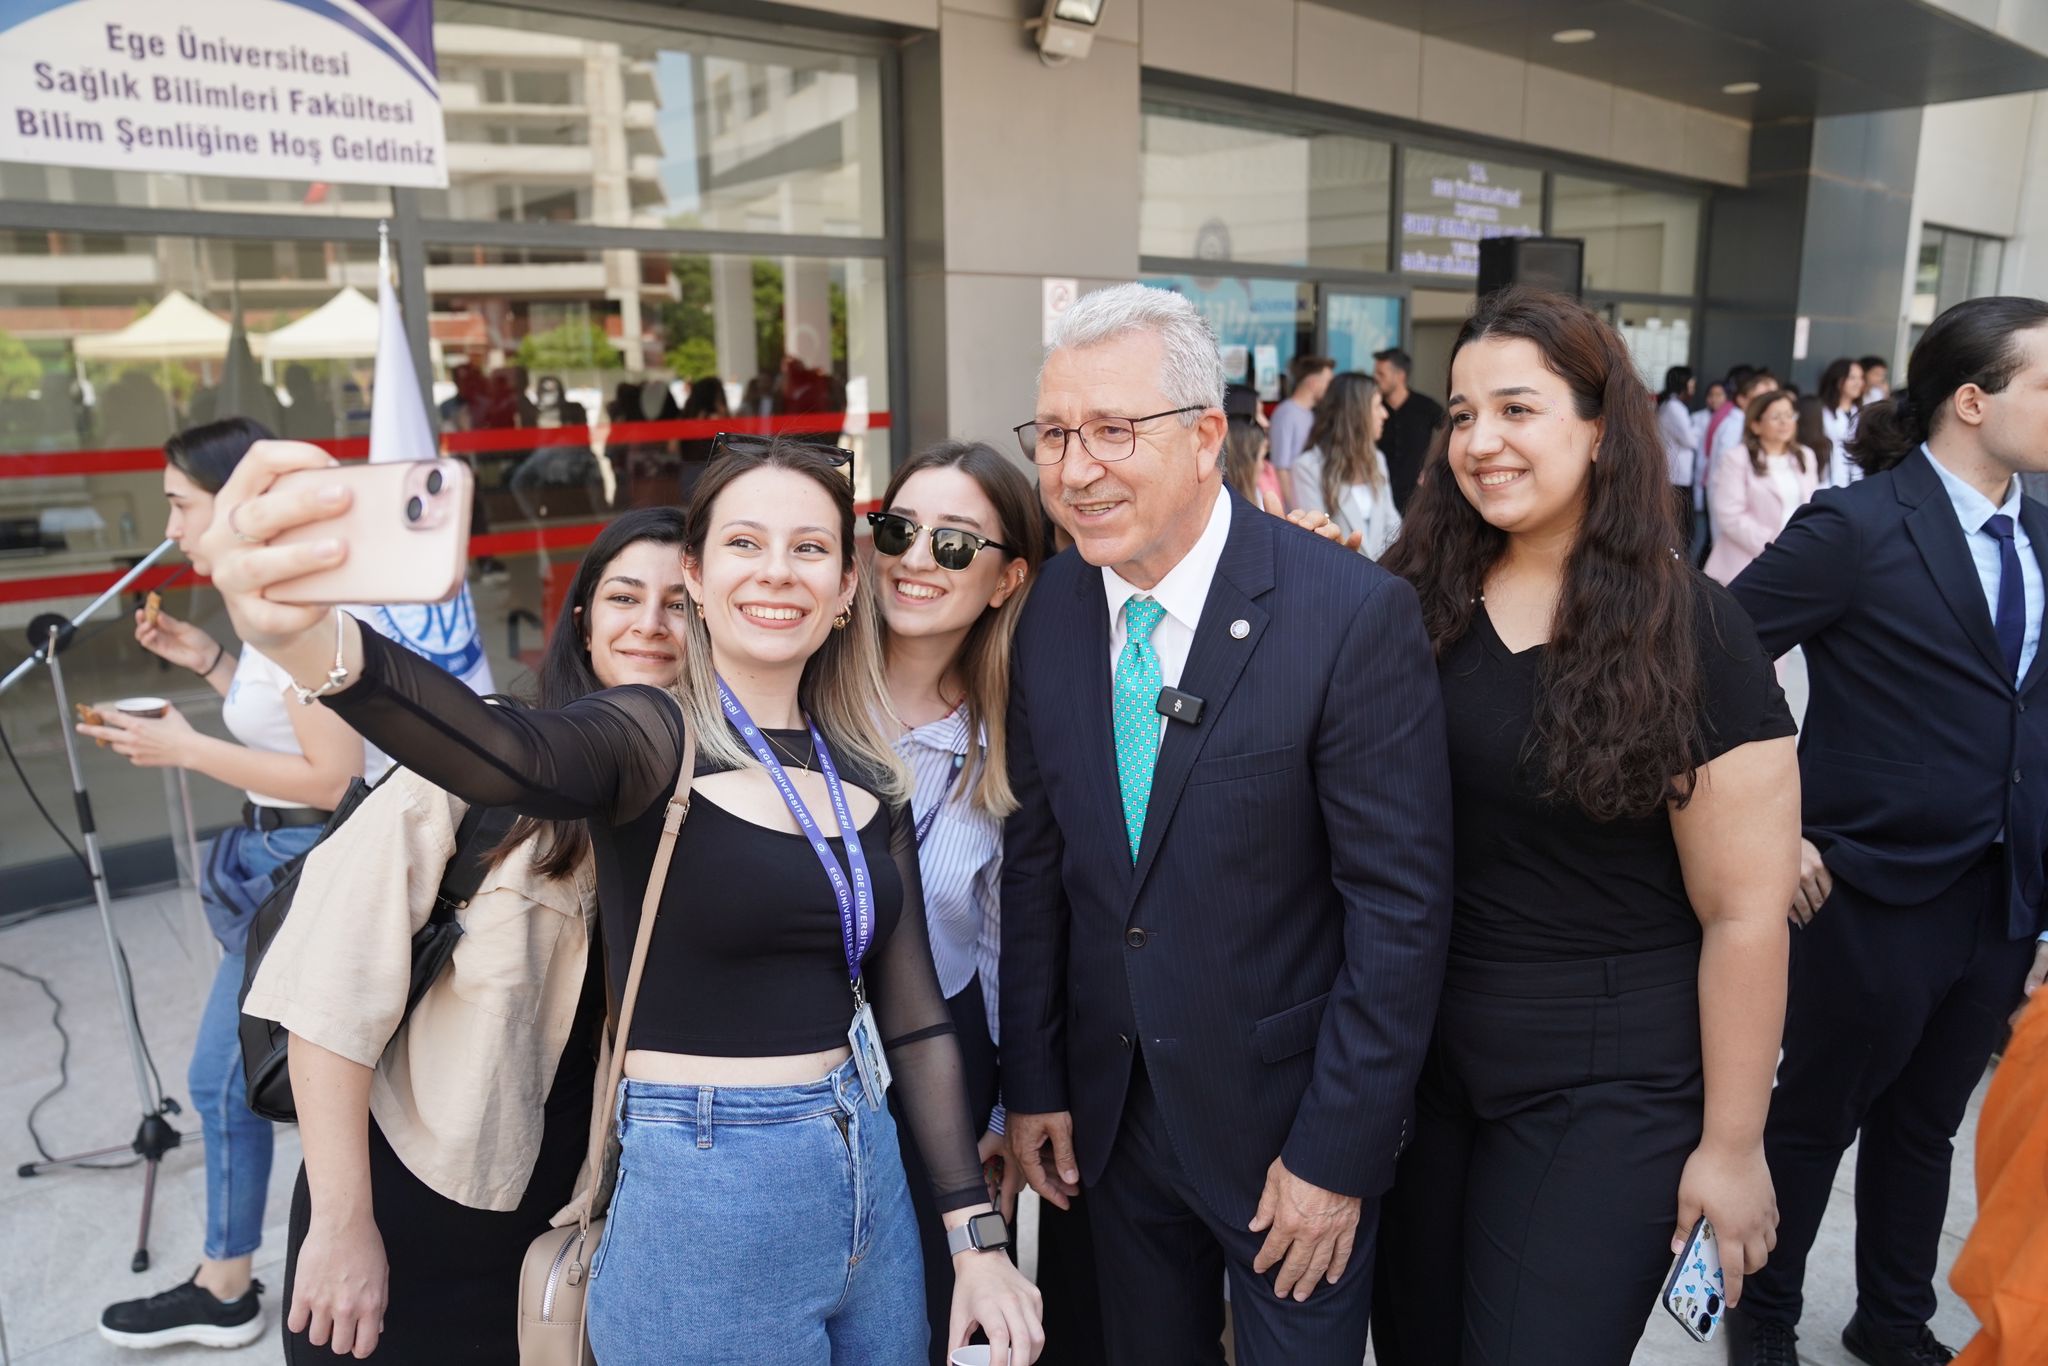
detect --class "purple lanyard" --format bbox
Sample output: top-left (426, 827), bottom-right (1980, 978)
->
top-left (718, 678), bottom-right (875, 998)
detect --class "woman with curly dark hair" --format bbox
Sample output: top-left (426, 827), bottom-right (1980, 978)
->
top-left (1372, 288), bottom-right (1801, 1365)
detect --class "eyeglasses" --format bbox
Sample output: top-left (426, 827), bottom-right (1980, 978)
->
top-left (712, 432), bottom-right (856, 481)
top-left (867, 512), bottom-right (1010, 570)
top-left (1012, 407), bottom-right (1207, 466)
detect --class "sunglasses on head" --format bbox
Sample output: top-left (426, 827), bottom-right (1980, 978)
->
top-left (711, 432), bottom-right (856, 481)
top-left (866, 511), bottom-right (1010, 570)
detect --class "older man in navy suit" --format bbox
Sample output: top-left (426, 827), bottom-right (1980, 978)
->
top-left (1000, 284), bottom-right (1453, 1365)
top-left (1727, 296), bottom-right (2048, 1366)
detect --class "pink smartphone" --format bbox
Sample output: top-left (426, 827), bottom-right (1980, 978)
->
top-left (267, 459), bottom-right (473, 606)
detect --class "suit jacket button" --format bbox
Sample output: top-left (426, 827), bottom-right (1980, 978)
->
top-left (1126, 928), bottom-right (1148, 948)
top-left (1117, 1033), bottom-right (1132, 1049)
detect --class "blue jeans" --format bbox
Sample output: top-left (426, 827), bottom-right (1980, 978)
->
top-left (586, 1058), bottom-right (926, 1364)
top-left (191, 824), bottom-right (318, 1260)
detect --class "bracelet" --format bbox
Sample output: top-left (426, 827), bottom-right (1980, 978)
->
top-left (288, 611), bottom-right (352, 706)
top-left (192, 642), bottom-right (226, 678)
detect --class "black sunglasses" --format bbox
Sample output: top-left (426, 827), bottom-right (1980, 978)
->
top-left (712, 431), bottom-right (856, 481)
top-left (867, 511), bottom-right (1010, 570)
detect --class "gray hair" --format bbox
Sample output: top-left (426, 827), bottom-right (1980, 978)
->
top-left (1043, 283), bottom-right (1226, 424)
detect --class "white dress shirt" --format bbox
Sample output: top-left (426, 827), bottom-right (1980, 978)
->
top-left (1104, 487), bottom-right (1233, 743)
top-left (1925, 445), bottom-right (2043, 683)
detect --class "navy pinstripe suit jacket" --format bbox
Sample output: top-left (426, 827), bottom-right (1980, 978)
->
top-left (1000, 491), bottom-right (1454, 1220)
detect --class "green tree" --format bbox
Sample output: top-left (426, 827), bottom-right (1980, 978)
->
top-left (660, 254), bottom-right (716, 379)
top-left (516, 321), bottom-right (621, 373)
top-left (0, 329), bottom-right (40, 401)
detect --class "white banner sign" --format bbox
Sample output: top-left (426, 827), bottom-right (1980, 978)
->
top-left (0, 0), bottom-right (447, 187)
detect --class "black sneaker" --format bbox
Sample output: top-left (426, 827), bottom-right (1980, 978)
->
top-left (99, 1270), bottom-right (265, 1350)
top-left (1841, 1310), bottom-right (1956, 1366)
top-left (1725, 1307), bottom-right (1802, 1366)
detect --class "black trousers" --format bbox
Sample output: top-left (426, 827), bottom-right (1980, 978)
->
top-left (280, 1077), bottom-right (589, 1364)
top-left (1086, 1052), bottom-right (1376, 1366)
top-left (280, 965), bottom-right (597, 1366)
top-left (895, 976), bottom-right (1109, 1366)
top-left (1374, 942), bottom-right (1704, 1366)
top-left (1740, 852), bottom-right (2036, 1338)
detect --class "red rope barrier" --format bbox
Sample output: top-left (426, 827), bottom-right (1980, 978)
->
top-left (0, 412), bottom-right (891, 480)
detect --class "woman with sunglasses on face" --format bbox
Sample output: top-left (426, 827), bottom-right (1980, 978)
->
top-left (245, 509), bottom-right (689, 1364)
top-left (1373, 289), bottom-right (1798, 1365)
top-left (197, 437), bottom-right (1045, 1365)
top-left (872, 444), bottom-right (1105, 1364)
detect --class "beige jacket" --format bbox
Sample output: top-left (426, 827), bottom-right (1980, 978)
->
top-left (243, 767), bottom-right (597, 1212)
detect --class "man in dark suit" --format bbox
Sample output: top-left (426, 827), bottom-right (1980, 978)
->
top-left (1001, 283), bottom-right (1453, 1365)
top-left (1727, 296), bottom-right (2048, 1366)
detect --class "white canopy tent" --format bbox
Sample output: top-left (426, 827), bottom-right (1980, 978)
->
top-left (260, 287), bottom-right (442, 372)
top-left (73, 291), bottom-right (236, 361)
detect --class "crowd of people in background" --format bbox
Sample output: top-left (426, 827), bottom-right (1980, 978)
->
top-left (72, 282), bottom-right (2048, 1366)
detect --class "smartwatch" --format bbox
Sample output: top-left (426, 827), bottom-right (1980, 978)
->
top-left (946, 1210), bottom-right (1010, 1257)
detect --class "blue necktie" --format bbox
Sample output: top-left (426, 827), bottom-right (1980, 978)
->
top-left (1985, 513), bottom-right (2025, 684)
top-left (1113, 598), bottom-right (1167, 863)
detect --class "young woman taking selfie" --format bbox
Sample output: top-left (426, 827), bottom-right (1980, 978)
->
top-left (199, 438), bottom-right (1045, 1365)
top-left (244, 508), bottom-right (692, 1362)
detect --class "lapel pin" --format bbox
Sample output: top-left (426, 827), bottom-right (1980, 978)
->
top-left (1230, 619), bottom-right (1250, 640)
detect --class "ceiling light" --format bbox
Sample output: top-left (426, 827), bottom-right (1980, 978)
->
top-left (1722, 81), bottom-right (1761, 94)
top-left (1551, 28), bottom-right (1596, 43)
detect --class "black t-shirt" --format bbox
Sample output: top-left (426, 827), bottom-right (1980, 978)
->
top-left (1381, 390), bottom-right (1444, 513)
top-left (1440, 577), bottom-right (1796, 962)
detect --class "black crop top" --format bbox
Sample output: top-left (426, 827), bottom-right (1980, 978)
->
top-left (326, 627), bottom-right (987, 1211)
top-left (1440, 576), bottom-right (1796, 963)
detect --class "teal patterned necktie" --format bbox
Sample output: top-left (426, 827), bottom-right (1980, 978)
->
top-left (1114, 597), bottom-right (1168, 862)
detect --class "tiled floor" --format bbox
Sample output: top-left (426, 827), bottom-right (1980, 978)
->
top-left (0, 886), bottom-right (1990, 1364)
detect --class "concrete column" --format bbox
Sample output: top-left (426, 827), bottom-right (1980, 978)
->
top-left (784, 255), bottom-right (834, 369)
top-left (711, 253), bottom-right (759, 392)
top-left (1701, 110), bottom-right (1920, 389)
top-left (901, 1), bottom-right (1143, 454)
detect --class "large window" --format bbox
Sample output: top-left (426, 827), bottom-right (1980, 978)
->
top-left (1139, 95), bottom-right (1708, 407)
top-left (1913, 225), bottom-right (2005, 348)
top-left (1551, 176), bottom-right (1701, 298)
top-left (419, 5), bottom-right (885, 235)
top-left (1142, 104), bottom-right (1391, 272)
top-left (0, 3), bottom-right (898, 906)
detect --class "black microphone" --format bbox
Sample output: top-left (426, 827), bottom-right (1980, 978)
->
top-left (1155, 686), bottom-right (1204, 725)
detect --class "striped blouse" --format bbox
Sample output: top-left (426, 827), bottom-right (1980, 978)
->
top-left (897, 705), bottom-right (1006, 1134)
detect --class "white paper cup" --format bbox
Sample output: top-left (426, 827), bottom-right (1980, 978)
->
top-left (115, 696), bottom-right (169, 718)
top-left (948, 1349), bottom-right (1010, 1366)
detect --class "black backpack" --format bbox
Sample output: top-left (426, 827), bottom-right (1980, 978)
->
top-left (237, 773), bottom-right (516, 1123)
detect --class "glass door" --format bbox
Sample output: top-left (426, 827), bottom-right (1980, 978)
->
top-left (1320, 290), bottom-right (1403, 375)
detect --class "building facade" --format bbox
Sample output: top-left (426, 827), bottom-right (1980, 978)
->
top-left (3, 0), bottom-right (2045, 905)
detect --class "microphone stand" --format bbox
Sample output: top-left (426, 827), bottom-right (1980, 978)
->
top-left (4, 539), bottom-right (187, 1272)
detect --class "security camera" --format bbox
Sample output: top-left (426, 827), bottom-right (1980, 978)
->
top-left (1029, 0), bottom-right (1104, 63)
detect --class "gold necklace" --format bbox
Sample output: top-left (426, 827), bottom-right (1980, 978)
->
top-left (765, 731), bottom-right (815, 772)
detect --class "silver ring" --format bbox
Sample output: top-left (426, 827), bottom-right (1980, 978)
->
top-left (227, 504), bottom-right (262, 545)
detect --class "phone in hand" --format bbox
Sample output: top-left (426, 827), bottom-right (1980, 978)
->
top-left (267, 459), bottom-right (473, 606)
top-left (1661, 1216), bottom-right (1726, 1344)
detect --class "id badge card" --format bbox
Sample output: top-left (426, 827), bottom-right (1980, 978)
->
top-left (848, 1000), bottom-right (893, 1108)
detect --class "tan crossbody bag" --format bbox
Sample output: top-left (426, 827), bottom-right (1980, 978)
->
top-left (517, 723), bottom-right (696, 1366)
